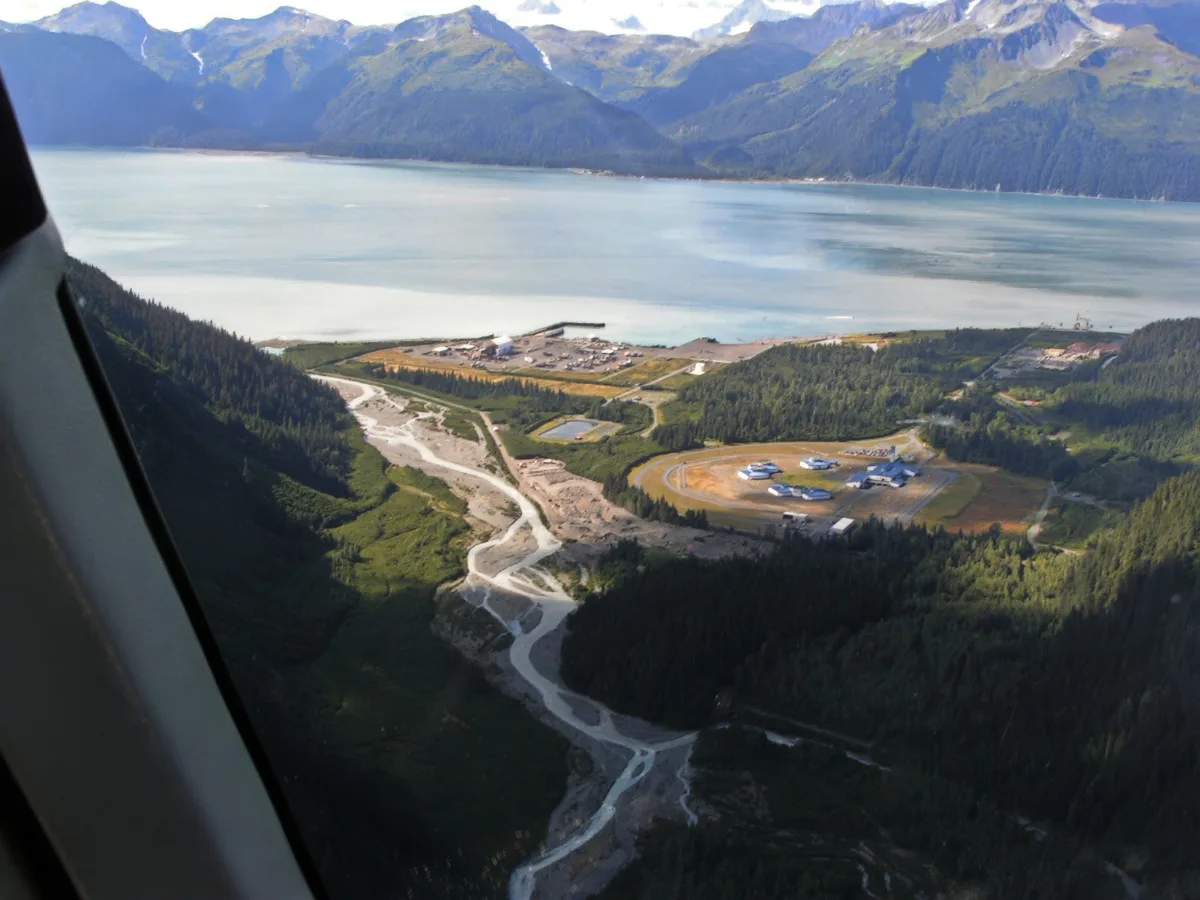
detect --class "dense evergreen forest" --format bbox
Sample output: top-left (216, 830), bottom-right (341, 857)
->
top-left (1051, 319), bottom-right (1200, 461)
top-left (924, 386), bottom-right (1082, 481)
top-left (73, 261), bottom-right (567, 900)
top-left (71, 259), bottom-right (354, 491)
top-left (665, 329), bottom-right (1027, 443)
top-left (926, 320), bottom-right (1200, 496)
top-left (562, 477), bottom-right (1200, 895)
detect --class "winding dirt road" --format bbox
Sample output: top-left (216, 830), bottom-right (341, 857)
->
top-left (315, 376), bottom-right (696, 900)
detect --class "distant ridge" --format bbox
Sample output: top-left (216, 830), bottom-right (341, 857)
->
top-left (5, 0), bottom-right (1200, 199)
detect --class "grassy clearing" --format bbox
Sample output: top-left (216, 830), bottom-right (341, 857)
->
top-left (930, 466), bottom-right (1048, 534)
top-left (1039, 499), bottom-right (1122, 550)
top-left (357, 351), bottom-right (624, 399)
top-left (283, 340), bottom-right (407, 369)
top-left (440, 409), bottom-right (479, 443)
top-left (602, 357), bottom-right (691, 387)
top-left (501, 428), bottom-right (665, 483)
top-left (916, 471), bottom-right (984, 528)
top-left (655, 371), bottom-right (702, 391)
top-left (507, 366), bottom-right (608, 384)
top-left (1067, 456), bottom-right (1186, 504)
top-left (779, 468), bottom-right (850, 489)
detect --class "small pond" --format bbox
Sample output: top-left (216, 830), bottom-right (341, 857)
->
top-left (541, 419), bottom-right (601, 441)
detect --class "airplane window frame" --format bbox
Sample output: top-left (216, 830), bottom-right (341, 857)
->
top-left (0, 77), bottom-right (329, 900)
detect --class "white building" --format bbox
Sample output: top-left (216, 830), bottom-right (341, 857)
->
top-left (830, 518), bottom-right (856, 536)
top-left (799, 488), bottom-right (833, 501)
top-left (691, 363), bottom-right (707, 376)
top-left (800, 457), bottom-right (838, 470)
top-left (768, 484), bottom-right (794, 497)
top-left (492, 335), bottom-right (514, 357)
top-left (738, 469), bottom-right (772, 481)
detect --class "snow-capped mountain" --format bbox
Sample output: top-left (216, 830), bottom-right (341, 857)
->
top-left (19, 0), bottom-right (940, 38)
top-left (693, 0), bottom-right (823, 39)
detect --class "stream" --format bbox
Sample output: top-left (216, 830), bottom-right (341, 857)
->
top-left (316, 377), bottom-right (696, 900)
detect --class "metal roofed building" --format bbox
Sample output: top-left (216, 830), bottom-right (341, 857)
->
top-left (852, 460), bottom-right (921, 488)
top-left (738, 469), bottom-right (772, 481)
top-left (800, 457), bottom-right (838, 470)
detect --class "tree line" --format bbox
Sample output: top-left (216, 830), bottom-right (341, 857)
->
top-left (924, 386), bottom-right (1081, 481)
top-left (1050, 319), bottom-right (1200, 461)
top-left (665, 329), bottom-right (1027, 444)
top-left (601, 475), bottom-right (708, 528)
top-left (71, 257), bottom-right (354, 493)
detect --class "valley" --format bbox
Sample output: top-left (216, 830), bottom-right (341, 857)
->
top-left (17, 1), bottom-right (1200, 884)
top-left (67, 252), bottom-right (1200, 899)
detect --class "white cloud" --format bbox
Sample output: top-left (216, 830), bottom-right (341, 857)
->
top-left (1, 0), bottom-right (897, 34)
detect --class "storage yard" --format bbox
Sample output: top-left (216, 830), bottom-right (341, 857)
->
top-left (355, 329), bottom-right (787, 384)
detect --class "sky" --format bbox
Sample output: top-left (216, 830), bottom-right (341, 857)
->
top-left (1, 0), bottom-right (830, 35)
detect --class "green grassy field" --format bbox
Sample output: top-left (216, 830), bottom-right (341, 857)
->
top-left (440, 409), bottom-right (479, 442)
top-left (282, 340), bottom-right (410, 369)
top-left (916, 471), bottom-right (984, 528)
top-left (602, 357), bottom-right (692, 387)
top-left (654, 371), bottom-right (703, 392)
top-left (501, 428), bottom-right (665, 483)
top-left (779, 468), bottom-right (850, 489)
top-left (1039, 499), bottom-right (1122, 550)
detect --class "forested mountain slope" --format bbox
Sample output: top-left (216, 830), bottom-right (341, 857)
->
top-left (0, 29), bottom-right (204, 144)
top-left (5, 3), bottom-right (696, 173)
top-left (675, 0), bottom-right (1200, 199)
top-left (562, 475), bottom-right (1200, 895)
top-left (71, 259), bottom-right (567, 899)
top-left (299, 9), bottom-right (697, 171)
top-left (9, 0), bottom-right (1200, 196)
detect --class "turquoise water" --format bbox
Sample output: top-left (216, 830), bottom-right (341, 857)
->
top-left (540, 420), bottom-right (601, 440)
top-left (30, 148), bottom-right (1200, 344)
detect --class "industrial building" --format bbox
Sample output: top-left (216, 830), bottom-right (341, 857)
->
top-left (847, 460), bottom-right (921, 489)
top-left (768, 485), bottom-right (832, 501)
top-left (747, 462), bottom-right (781, 475)
top-left (799, 457), bottom-right (838, 470)
top-left (738, 468), bottom-right (772, 481)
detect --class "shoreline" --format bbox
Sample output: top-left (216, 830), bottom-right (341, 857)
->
top-left (39, 143), bottom-right (1187, 207)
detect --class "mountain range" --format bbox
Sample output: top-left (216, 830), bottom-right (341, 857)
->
top-left (3, 0), bottom-right (1199, 198)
